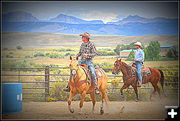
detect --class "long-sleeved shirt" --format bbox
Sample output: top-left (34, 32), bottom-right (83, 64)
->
top-left (76, 41), bottom-right (98, 59)
top-left (135, 48), bottom-right (144, 62)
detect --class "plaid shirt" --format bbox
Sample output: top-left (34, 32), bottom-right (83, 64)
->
top-left (77, 41), bottom-right (98, 59)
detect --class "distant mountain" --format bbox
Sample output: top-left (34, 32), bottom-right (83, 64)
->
top-left (3, 11), bottom-right (39, 22)
top-left (2, 12), bottom-right (178, 36)
top-left (3, 21), bottom-right (178, 36)
top-left (49, 14), bottom-right (104, 24)
top-left (107, 15), bottom-right (178, 24)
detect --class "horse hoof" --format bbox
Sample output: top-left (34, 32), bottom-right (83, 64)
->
top-left (120, 106), bottom-right (125, 113)
top-left (100, 109), bottom-right (104, 115)
top-left (120, 94), bottom-right (124, 98)
top-left (135, 99), bottom-right (139, 102)
top-left (70, 109), bottom-right (74, 113)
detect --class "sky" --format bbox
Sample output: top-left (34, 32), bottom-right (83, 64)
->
top-left (2, 1), bottom-right (178, 23)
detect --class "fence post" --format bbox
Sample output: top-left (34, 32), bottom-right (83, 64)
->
top-left (18, 69), bottom-right (20, 83)
top-left (45, 66), bottom-right (50, 101)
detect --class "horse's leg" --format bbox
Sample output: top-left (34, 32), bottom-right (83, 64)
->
top-left (90, 92), bottom-right (96, 113)
top-left (68, 91), bottom-right (76, 113)
top-left (131, 84), bottom-right (139, 102)
top-left (79, 91), bottom-right (87, 114)
top-left (150, 82), bottom-right (157, 101)
top-left (100, 90), bottom-right (108, 115)
top-left (120, 83), bottom-right (129, 97)
top-left (154, 83), bottom-right (161, 99)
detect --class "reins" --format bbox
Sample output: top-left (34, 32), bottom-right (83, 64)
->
top-left (68, 65), bottom-right (88, 88)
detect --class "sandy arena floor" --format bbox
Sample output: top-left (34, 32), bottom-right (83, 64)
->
top-left (2, 98), bottom-right (178, 120)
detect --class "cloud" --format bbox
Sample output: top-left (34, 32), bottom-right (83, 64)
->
top-left (79, 10), bottom-right (117, 23)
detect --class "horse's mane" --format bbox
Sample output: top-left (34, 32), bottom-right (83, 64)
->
top-left (120, 61), bottom-right (132, 70)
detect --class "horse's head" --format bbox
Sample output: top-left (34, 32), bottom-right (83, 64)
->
top-left (69, 56), bottom-right (79, 75)
top-left (112, 58), bottom-right (122, 75)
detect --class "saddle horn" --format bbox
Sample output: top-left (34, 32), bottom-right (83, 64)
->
top-left (117, 58), bottom-right (121, 61)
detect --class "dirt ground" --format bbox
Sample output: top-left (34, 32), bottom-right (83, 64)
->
top-left (2, 98), bottom-right (178, 120)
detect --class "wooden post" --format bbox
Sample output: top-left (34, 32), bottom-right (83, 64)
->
top-left (45, 66), bottom-right (50, 101)
top-left (18, 69), bottom-right (20, 83)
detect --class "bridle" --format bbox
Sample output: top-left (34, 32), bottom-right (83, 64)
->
top-left (70, 65), bottom-right (85, 82)
top-left (114, 61), bottom-right (134, 80)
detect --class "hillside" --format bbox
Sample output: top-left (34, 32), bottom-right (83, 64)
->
top-left (2, 32), bottom-right (178, 48)
top-left (2, 11), bottom-right (178, 36)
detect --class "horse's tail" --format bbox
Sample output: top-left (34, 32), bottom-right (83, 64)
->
top-left (158, 69), bottom-right (166, 96)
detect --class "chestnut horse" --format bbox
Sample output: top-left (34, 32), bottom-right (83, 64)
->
top-left (67, 56), bottom-right (108, 114)
top-left (112, 58), bottom-right (165, 101)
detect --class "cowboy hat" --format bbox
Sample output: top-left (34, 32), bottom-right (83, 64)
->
top-left (134, 42), bottom-right (142, 47)
top-left (80, 32), bottom-right (90, 39)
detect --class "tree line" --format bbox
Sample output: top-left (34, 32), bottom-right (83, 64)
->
top-left (114, 40), bottom-right (178, 61)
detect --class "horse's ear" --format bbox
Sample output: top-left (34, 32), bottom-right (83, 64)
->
top-left (119, 59), bottom-right (121, 62)
top-left (116, 58), bottom-right (119, 61)
top-left (76, 56), bottom-right (78, 60)
top-left (70, 56), bottom-right (72, 60)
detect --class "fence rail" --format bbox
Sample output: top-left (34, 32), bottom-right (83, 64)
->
top-left (2, 66), bottom-right (178, 101)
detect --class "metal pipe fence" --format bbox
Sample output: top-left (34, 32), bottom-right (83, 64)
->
top-left (2, 66), bottom-right (178, 101)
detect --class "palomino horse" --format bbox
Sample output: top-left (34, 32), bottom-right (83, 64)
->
top-left (67, 56), bottom-right (108, 114)
top-left (112, 58), bottom-right (165, 101)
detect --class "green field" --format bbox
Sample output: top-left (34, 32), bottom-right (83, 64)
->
top-left (2, 47), bottom-right (179, 102)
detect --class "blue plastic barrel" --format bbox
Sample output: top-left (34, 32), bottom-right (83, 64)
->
top-left (2, 83), bottom-right (22, 114)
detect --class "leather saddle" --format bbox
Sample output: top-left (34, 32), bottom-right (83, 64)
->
top-left (131, 64), bottom-right (151, 78)
top-left (79, 64), bottom-right (102, 86)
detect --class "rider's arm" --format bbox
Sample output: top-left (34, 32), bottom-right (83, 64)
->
top-left (135, 50), bottom-right (144, 62)
top-left (87, 42), bottom-right (98, 59)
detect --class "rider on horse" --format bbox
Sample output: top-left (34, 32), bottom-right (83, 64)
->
top-left (132, 42), bottom-right (144, 87)
top-left (63, 32), bottom-right (100, 94)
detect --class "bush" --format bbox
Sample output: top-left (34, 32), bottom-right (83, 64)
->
top-left (94, 62), bottom-right (113, 72)
top-left (34, 52), bottom-right (45, 57)
top-left (126, 50), bottom-right (135, 61)
top-left (16, 45), bottom-right (23, 50)
top-left (3, 48), bottom-right (8, 50)
top-left (114, 42), bottom-right (137, 55)
top-left (98, 50), bottom-right (116, 56)
top-left (6, 54), bottom-right (13, 58)
top-left (55, 48), bottom-right (73, 52)
top-left (48, 53), bottom-right (64, 58)
top-left (144, 40), bottom-right (160, 61)
top-left (2, 60), bottom-right (39, 69)
top-left (65, 52), bottom-right (75, 56)
top-left (166, 46), bottom-right (178, 60)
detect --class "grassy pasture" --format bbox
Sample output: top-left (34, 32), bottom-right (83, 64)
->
top-left (2, 47), bottom-right (178, 102)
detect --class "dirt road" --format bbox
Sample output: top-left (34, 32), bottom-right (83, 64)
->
top-left (2, 98), bottom-right (178, 120)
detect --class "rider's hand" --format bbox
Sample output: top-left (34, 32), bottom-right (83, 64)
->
top-left (83, 54), bottom-right (88, 58)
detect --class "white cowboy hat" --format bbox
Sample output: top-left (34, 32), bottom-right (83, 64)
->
top-left (134, 42), bottom-right (142, 47)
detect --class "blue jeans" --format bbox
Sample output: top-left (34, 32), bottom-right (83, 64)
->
top-left (78, 59), bottom-right (98, 87)
top-left (134, 62), bottom-right (143, 85)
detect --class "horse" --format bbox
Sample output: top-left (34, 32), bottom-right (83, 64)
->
top-left (112, 58), bottom-right (165, 101)
top-left (67, 56), bottom-right (108, 114)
